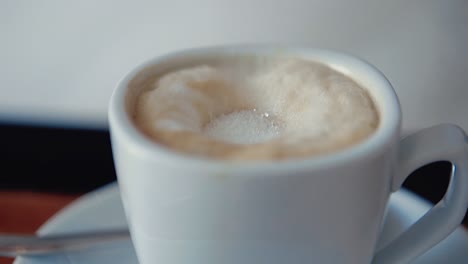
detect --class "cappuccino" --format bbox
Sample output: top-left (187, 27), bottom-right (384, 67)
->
top-left (134, 56), bottom-right (379, 160)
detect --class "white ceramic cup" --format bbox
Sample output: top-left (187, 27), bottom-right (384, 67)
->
top-left (108, 45), bottom-right (468, 264)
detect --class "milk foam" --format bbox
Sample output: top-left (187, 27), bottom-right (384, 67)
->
top-left (134, 56), bottom-right (379, 160)
top-left (204, 109), bottom-right (282, 144)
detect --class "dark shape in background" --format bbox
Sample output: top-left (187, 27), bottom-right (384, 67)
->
top-left (0, 123), bottom-right (115, 193)
top-left (0, 123), bottom-right (466, 225)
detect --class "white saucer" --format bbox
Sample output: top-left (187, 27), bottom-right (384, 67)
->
top-left (14, 183), bottom-right (468, 264)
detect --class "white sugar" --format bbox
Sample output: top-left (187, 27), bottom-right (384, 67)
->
top-left (203, 110), bottom-right (282, 144)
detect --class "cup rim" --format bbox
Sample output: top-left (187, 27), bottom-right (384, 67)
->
top-left (108, 44), bottom-right (401, 173)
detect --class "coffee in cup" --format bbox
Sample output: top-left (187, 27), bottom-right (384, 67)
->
top-left (134, 56), bottom-right (379, 160)
top-left (109, 46), bottom-right (468, 264)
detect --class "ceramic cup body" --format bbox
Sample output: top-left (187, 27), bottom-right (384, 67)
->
top-left (109, 46), bottom-right (419, 264)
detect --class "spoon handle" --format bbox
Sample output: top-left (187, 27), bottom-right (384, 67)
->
top-left (0, 229), bottom-right (130, 257)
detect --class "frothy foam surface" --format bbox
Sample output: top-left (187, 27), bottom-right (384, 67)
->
top-left (134, 56), bottom-right (379, 160)
top-left (204, 110), bottom-right (282, 144)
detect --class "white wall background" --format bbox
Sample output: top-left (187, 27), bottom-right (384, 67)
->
top-left (1, 0), bottom-right (467, 132)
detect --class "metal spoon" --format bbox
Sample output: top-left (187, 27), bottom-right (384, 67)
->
top-left (0, 229), bottom-right (130, 257)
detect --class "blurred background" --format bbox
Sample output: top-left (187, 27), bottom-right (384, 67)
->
top-left (1, 0), bottom-right (467, 222)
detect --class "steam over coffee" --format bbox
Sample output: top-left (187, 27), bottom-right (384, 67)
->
top-left (134, 56), bottom-right (379, 160)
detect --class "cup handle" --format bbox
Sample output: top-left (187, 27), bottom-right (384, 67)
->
top-left (373, 124), bottom-right (468, 264)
